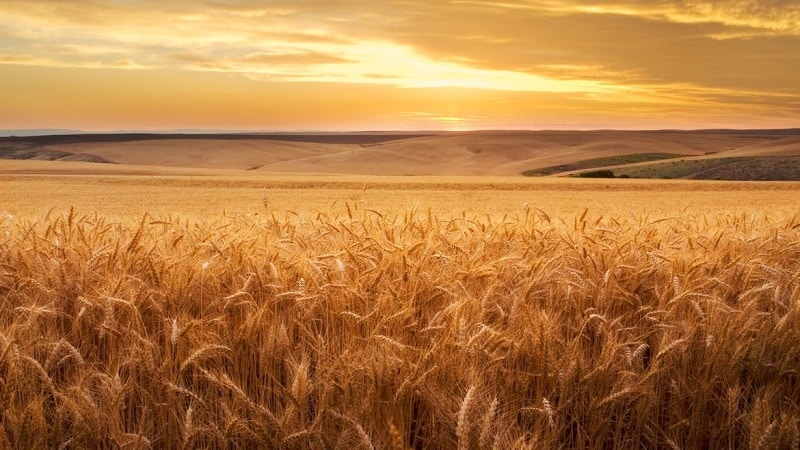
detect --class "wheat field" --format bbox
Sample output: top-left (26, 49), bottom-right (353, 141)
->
top-left (1, 191), bottom-right (799, 449)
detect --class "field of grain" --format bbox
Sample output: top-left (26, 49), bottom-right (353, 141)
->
top-left (1, 173), bottom-right (799, 449)
top-left (3, 166), bottom-right (800, 219)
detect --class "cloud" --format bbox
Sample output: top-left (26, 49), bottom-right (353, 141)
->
top-left (0, 0), bottom-right (627, 95)
top-left (449, 0), bottom-right (800, 33)
top-left (0, 0), bottom-right (797, 129)
top-left (239, 51), bottom-right (352, 65)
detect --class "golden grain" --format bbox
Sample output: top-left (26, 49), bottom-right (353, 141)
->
top-left (0, 206), bottom-right (798, 448)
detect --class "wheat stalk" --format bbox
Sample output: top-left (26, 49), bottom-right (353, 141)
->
top-left (457, 386), bottom-right (476, 450)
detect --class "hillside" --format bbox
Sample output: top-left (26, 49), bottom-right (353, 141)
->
top-left (1, 130), bottom-right (798, 178)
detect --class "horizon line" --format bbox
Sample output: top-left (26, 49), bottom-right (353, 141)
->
top-left (3, 127), bottom-right (800, 138)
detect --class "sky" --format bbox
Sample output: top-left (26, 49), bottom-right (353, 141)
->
top-left (1, 0), bottom-right (799, 131)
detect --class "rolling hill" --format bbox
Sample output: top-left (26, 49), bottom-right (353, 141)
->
top-left (1, 130), bottom-right (798, 179)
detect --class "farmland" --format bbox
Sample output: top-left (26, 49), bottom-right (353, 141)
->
top-left (4, 0), bottom-right (800, 444)
top-left (1, 167), bottom-right (799, 448)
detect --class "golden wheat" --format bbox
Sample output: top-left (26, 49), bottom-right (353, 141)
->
top-left (0, 207), bottom-right (798, 448)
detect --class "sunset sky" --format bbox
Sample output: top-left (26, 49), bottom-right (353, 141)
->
top-left (1, 0), bottom-right (799, 131)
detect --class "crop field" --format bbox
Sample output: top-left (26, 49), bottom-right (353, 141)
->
top-left (1, 174), bottom-right (800, 448)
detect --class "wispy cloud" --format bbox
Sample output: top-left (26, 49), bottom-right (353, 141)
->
top-left (451, 0), bottom-right (800, 34)
top-left (0, 0), bottom-right (797, 129)
top-left (0, 2), bottom-right (623, 95)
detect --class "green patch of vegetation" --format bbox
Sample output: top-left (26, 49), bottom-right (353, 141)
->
top-left (615, 156), bottom-right (800, 180)
top-left (0, 143), bottom-right (71, 161)
top-left (522, 153), bottom-right (686, 176)
top-left (576, 169), bottom-right (616, 178)
top-left (614, 158), bottom-right (738, 179)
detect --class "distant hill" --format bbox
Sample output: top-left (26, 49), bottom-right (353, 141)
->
top-left (0, 129), bottom-right (84, 137)
top-left (1, 130), bottom-right (798, 179)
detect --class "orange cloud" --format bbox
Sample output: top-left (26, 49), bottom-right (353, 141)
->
top-left (0, 0), bottom-right (798, 130)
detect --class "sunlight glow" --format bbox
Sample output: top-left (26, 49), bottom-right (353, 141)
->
top-left (0, 0), bottom-right (797, 130)
top-left (233, 41), bottom-right (619, 95)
